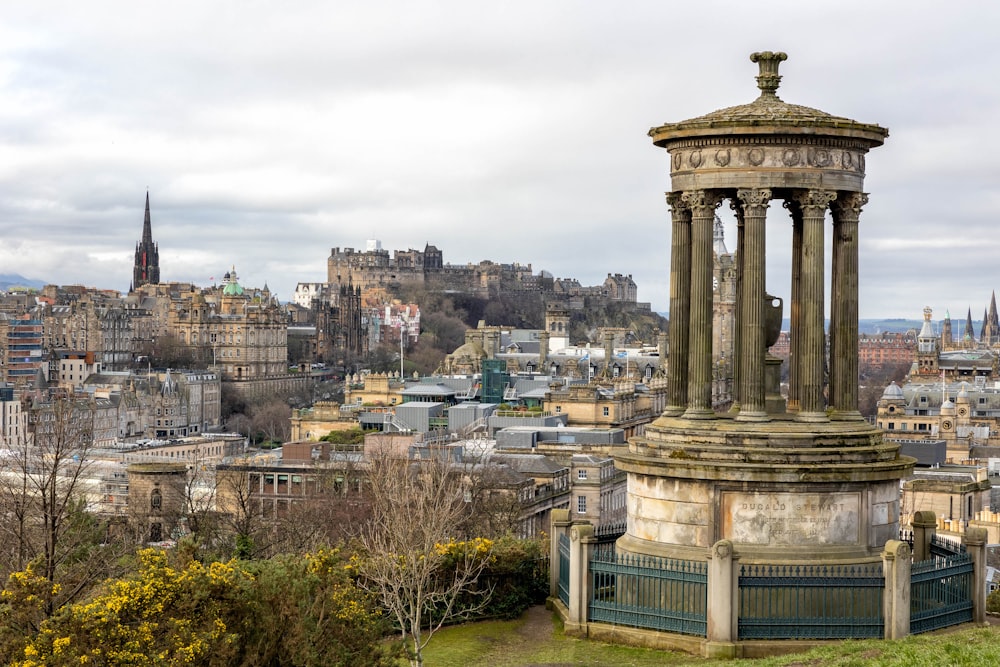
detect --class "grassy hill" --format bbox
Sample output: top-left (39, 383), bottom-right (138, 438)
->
top-left (420, 606), bottom-right (1000, 666)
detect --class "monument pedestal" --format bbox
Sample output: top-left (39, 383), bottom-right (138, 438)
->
top-left (617, 415), bottom-right (912, 564)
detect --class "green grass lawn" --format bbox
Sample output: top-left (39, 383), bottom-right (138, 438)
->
top-left (417, 607), bottom-right (1000, 667)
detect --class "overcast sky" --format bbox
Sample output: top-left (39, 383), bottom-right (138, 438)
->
top-left (1, 1), bottom-right (997, 320)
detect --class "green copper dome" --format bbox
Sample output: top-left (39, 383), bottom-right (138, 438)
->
top-left (222, 265), bottom-right (244, 296)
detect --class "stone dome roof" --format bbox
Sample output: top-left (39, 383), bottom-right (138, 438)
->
top-left (881, 381), bottom-right (904, 401)
top-left (450, 339), bottom-right (486, 359)
top-left (649, 52), bottom-right (887, 147)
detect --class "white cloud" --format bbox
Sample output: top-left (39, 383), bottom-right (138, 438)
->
top-left (0, 1), bottom-right (998, 320)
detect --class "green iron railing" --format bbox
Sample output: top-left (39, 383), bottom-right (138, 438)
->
top-left (910, 549), bottom-right (973, 634)
top-left (558, 533), bottom-right (570, 607)
top-left (738, 563), bottom-right (884, 640)
top-left (588, 546), bottom-right (707, 637)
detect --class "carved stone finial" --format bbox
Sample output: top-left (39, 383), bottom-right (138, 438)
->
top-left (750, 51), bottom-right (788, 98)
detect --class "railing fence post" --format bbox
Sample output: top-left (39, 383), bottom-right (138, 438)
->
top-left (964, 526), bottom-right (988, 624)
top-left (566, 522), bottom-right (595, 634)
top-left (882, 539), bottom-right (911, 639)
top-left (911, 510), bottom-right (937, 563)
top-left (704, 539), bottom-right (739, 658)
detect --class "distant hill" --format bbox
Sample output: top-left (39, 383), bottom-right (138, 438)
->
top-left (0, 273), bottom-right (46, 291)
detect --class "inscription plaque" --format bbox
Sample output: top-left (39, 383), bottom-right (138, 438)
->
top-left (722, 491), bottom-right (861, 546)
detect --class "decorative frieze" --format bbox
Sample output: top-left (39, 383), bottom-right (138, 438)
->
top-left (669, 144), bottom-right (866, 175)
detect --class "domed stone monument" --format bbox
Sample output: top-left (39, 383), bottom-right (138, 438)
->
top-left (617, 52), bottom-right (914, 565)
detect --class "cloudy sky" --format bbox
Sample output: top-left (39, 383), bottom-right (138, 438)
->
top-left (1, 1), bottom-right (997, 320)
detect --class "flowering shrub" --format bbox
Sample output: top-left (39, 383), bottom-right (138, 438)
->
top-left (12, 549), bottom-right (396, 667)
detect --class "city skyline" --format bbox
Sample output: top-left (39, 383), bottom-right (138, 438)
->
top-left (1, 2), bottom-right (998, 319)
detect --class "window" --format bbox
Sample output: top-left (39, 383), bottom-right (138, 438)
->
top-left (578, 469), bottom-right (588, 480)
top-left (555, 406), bottom-right (561, 413)
top-left (603, 407), bottom-right (610, 417)
top-left (577, 496), bottom-right (587, 514)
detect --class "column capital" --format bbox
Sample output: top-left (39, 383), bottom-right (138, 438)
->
top-left (666, 191), bottom-right (688, 209)
top-left (681, 189), bottom-right (724, 214)
top-left (793, 188), bottom-right (838, 215)
top-left (736, 187), bottom-right (772, 209)
top-left (831, 192), bottom-right (869, 221)
top-left (666, 192), bottom-right (692, 224)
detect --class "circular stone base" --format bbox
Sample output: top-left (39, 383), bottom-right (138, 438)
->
top-left (616, 414), bottom-right (915, 563)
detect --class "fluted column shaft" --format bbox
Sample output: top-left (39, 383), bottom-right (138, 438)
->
top-left (730, 200), bottom-right (745, 412)
top-left (683, 190), bottom-right (722, 419)
top-left (663, 193), bottom-right (691, 416)
top-left (736, 188), bottom-right (771, 420)
top-left (795, 189), bottom-right (837, 421)
top-left (830, 192), bottom-right (868, 420)
top-left (785, 201), bottom-right (803, 412)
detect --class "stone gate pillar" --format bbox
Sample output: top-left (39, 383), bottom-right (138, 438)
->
top-left (882, 539), bottom-right (911, 639)
top-left (705, 540), bottom-right (739, 658)
top-left (566, 523), bottom-right (596, 635)
top-left (965, 527), bottom-right (988, 624)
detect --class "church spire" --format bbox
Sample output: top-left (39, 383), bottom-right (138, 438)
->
top-left (987, 291), bottom-right (1000, 345)
top-left (142, 191), bottom-right (153, 244)
top-left (132, 191), bottom-right (160, 290)
top-left (964, 307), bottom-right (975, 347)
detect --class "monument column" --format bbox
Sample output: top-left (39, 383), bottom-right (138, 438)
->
top-left (830, 192), bottom-right (868, 420)
top-left (663, 193), bottom-right (691, 416)
top-left (784, 200), bottom-right (803, 412)
top-left (736, 188), bottom-right (771, 420)
top-left (682, 189), bottom-right (722, 419)
top-left (729, 200), bottom-right (745, 413)
top-left (795, 189), bottom-right (836, 421)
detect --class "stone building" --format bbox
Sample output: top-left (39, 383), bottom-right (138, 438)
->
top-left (127, 462), bottom-right (187, 543)
top-left (289, 401), bottom-right (359, 441)
top-left (858, 331), bottom-right (916, 370)
top-left (326, 241), bottom-right (643, 307)
top-left (0, 313), bottom-right (45, 387)
top-left (83, 369), bottom-right (222, 440)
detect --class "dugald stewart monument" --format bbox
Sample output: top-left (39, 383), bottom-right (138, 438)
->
top-left (623, 48), bottom-right (911, 561)
top-left (553, 52), bottom-right (945, 658)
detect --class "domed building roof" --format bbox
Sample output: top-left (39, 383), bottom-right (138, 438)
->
top-left (450, 338), bottom-right (486, 360)
top-left (222, 265), bottom-right (244, 296)
top-left (881, 381), bottom-right (904, 401)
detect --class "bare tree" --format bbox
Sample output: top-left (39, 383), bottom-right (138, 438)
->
top-left (0, 397), bottom-right (130, 618)
top-left (215, 461), bottom-right (272, 559)
top-left (357, 442), bottom-right (493, 667)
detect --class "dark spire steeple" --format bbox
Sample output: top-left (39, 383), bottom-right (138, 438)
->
top-left (132, 191), bottom-right (160, 290)
top-left (142, 192), bottom-right (153, 244)
top-left (986, 291), bottom-right (1000, 346)
top-left (964, 307), bottom-right (975, 347)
